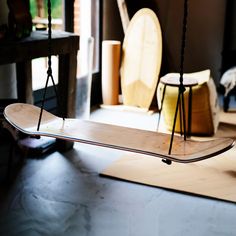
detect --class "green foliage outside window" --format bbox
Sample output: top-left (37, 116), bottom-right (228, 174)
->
top-left (30, 0), bottom-right (62, 19)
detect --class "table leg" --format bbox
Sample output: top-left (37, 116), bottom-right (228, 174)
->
top-left (16, 61), bottom-right (33, 104)
top-left (187, 87), bottom-right (193, 136)
top-left (157, 84), bottom-right (166, 131)
top-left (58, 53), bottom-right (77, 118)
top-left (57, 52), bottom-right (78, 150)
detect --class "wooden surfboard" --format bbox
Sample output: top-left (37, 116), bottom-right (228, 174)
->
top-left (120, 8), bottom-right (162, 109)
top-left (4, 103), bottom-right (234, 163)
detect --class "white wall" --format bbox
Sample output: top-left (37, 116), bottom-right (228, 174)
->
top-left (158, 0), bottom-right (226, 85)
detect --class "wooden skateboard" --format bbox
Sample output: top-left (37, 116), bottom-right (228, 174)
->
top-left (4, 103), bottom-right (235, 163)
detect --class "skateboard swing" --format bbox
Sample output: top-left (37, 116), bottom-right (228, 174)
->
top-left (3, 0), bottom-right (235, 164)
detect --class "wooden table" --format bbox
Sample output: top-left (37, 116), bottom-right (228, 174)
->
top-left (0, 30), bottom-right (79, 118)
top-left (0, 30), bottom-right (79, 150)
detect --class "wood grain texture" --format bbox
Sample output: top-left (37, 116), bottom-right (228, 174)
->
top-left (102, 149), bottom-right (236, 203)
top-left (4, 103), bottom-right (234, 163)
top-left (121, 8), bottom-right (162, 109)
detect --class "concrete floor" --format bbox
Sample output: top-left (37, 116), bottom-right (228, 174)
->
top-left (0, 105), bottom-right (236, 236)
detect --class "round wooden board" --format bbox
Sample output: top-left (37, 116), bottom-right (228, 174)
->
top-left (121, 8), bottom-right (162, 109)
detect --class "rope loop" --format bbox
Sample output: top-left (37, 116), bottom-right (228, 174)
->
top-left (47, 67), bottom-right (52, 76)
top-left (37, 0), bottom-right (64, 131)
top-left (168, 0), bottom-right (189, 155)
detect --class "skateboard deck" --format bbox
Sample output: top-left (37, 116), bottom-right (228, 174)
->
top-left (121, 8), bottom-right (162, 109)
top-left (4, 103), bottom-right (235, 163)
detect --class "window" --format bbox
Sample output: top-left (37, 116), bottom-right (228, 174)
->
top-left (75, 0), bottom-right (102, 113)
top-left (77, 0), bottom-right (100, 76)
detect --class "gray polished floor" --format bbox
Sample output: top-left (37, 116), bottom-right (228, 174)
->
top-left (0, 107), bottom-right (236, 236)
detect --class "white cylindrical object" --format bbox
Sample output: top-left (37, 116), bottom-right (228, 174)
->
top-left (102, 40), bottom-right (121, 105)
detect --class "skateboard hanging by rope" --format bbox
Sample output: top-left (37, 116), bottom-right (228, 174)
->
top-left (3, 0), bottom-right (235, 164)
top-left (3, 103), bottom-right (234, 164)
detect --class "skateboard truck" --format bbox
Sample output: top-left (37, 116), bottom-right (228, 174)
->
top-left (162, 158), bottom-right (172, 165)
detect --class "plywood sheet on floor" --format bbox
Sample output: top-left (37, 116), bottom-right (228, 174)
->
top-left (101, 146), bottom-right (236, 203)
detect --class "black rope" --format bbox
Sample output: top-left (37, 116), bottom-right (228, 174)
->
top-left (37, 0), bottom-right (64, 131)
top-left (168, 91), bottom-right (181, 155)
top-left (168, 0), bottom-right (188, 154)
top-left (156, 84), bottom-right (166, 131)
top-left (179, 0), bottom-right (188, 87)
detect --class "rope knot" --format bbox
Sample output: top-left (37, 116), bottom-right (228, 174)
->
top-left (47, 68), bottom-right (52, 76)
top-left (179, 84), bottom-right (186, 94)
